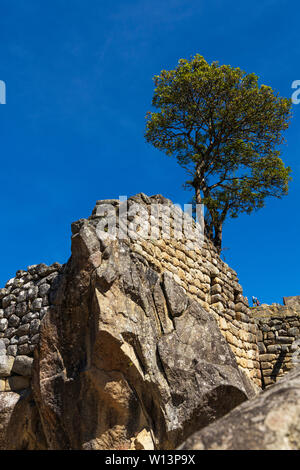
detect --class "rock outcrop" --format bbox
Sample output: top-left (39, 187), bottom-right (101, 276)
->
top-left (31, 215), bottom-right (256, 450)
top-left (179, 366), bottom-right (300, 450)
top-left (0, 194), bottom-right (299, 450)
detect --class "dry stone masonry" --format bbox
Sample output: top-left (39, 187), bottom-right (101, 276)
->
top-left (0, 193), bottom-right (299, 450)
top-left (0, 194), bottom-right (299, 399)
top-left (89, 194), bottom-right (261, 386)
top-left (0, 263), bottom-right (63, 391)
top-left (253, 298), bottom-right (300, 388)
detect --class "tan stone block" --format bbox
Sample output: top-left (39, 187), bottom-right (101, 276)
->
top-left (247, 349), bottom-right (257, 360)
top-left (234, 347), bottom-right (242, 357)
top-left (192, 278), bottom-right (201, 289)
top-left (179, 262), bottom-right (190, 273)
top-left (224, 291), bottom-right (235, 302)
top-left (195, 271), bottom-right (205, 283)
top-left (185, 257), bottom-right (194, 269)
top-left (140, 251), bottom-right (152, 263)
top-left (248, 323), bottom-right (258, 334)
top-left (140, 241), bottom-right (153, 255)
top-left (153, 246), bottom-right (162, 258)
top-left (188, 285), bottom-right (198, 295)
top-left (202, 283), bottom-right (211, 294)
top-left (172, 257), bottom-right (181, 267)
top-left (211, 302), bottom-right (225, 313)
top-left (156, 239), bottom-right (166, 249)
top-left (226, 331), bottom-right (234, 345)
top-left (165, 245), bottom-right (176, 258)
top-left (0, 379), bottom-right (6, 391)
top-left (260, 354), bottom-right (277, 362)
top-left (255, 369), bottom-right (262, 380)
top-left (163, 263), bottom-right (176, 275)
top-left (239, 330), bottom-right (248, 342)
top-left (0, 355), bottom-right (15, 377)
top-left (174, 267), bottom-right (184, 279)
top-left (219, 317), bottom-right (228, 331)
top-left (263, 377), bottom-right (276, 387)
top-left (237, 358), bottom-right (248, 369)
top-left (196, 290), bottom-right (206, 302)
top-left (175, 249), bottom-right (186, 262)
top-left (172, 240), bottom-right (182, 250)
top-left (211, 284), bottom-right (222, 295)
top-left (161, 251), bottom-right (171, 263)
top-left (262, 369), bottom-right (274, 376)
top-left (211, 276), bottom-right (223, 286)
top-left (194, 247), bottom-right (201, 256)
top-left (185, 250), bottom-right (197, 262)
top-left (241, 349), bottom-right (247, 359)
top-left (150, 258), bottom-right (162, 272)
top-left (200, 301), bottom-right (210, 311)
top-left (132, 243), bottom-right (144, 255)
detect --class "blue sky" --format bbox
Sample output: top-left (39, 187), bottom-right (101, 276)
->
top-left (0, 0), bottom-right (299, 305)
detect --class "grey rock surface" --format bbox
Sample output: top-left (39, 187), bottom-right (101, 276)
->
top-left (0, 355), bottom-right (14, 377)
top-left (12, 356), bottom-right (33, 377)
top-left (31, 218), bottom-right (257, 450)
top-left (179, 366), bottom-right (300, 450)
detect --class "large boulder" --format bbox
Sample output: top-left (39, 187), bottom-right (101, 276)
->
top-left (31, 218), bottom-right (257, 450)
top-left (179, 366), bottom-right (300, 450)
top-left (0, 391), bottom-right (46, 449)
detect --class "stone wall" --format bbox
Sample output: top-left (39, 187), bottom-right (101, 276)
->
top-left (0, 194), bottom-right (299, 393)
top-left (0, 263), bottom-right (63, 391)
top-left (253, 302), bottom-right (300, 388)
top-left (89, 194), bottom-right (261, 386)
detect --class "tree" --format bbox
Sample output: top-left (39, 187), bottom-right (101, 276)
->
top-left (145, 55), bottom-right (292, 252)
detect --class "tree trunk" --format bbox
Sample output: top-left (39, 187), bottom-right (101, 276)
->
top-left (205, 221), bottom-right (214, 242)
top-left (195, 186), bottom-right (202, 205)
top-left (213, 222), bottom-right (223, 254)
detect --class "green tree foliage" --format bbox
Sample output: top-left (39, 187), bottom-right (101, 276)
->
top-left (145, 54), bottom-right (292, 252)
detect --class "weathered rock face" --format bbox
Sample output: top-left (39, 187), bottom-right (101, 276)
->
top-left (1, 194), bottom-right (298, 450)
top-left (0, 390), bottom-right (46, 450)
top-left (30, 216), bottom-right (256, 450)
top-left (179, 366), bottom-right (300, 450)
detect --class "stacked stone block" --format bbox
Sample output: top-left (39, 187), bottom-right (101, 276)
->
top-left (0, 262), bottom-right (63, 391)
top-left (0, 262), bottom-right (63, 357)
top-left (253, 303), bottom-right (300, 388)
top-left (1, 194), bottom-right (298, 393)
top-left (89, 194), bottom-right (261, 386)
